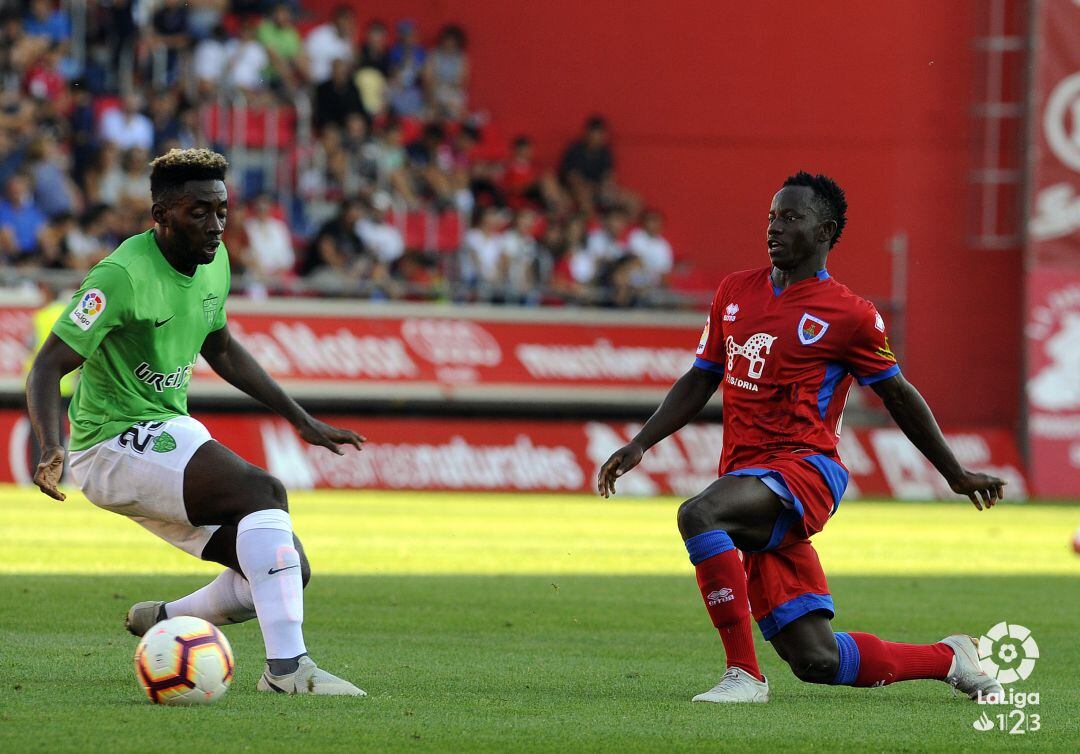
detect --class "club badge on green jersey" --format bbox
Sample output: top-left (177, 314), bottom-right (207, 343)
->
top-left (202, 293), bottom-right (219, 327)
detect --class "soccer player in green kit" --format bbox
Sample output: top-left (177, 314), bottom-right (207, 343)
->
top-left (27, 149), bottom-right (367, 696)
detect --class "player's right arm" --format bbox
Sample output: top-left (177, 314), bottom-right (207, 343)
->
top-left (598, 287), bottom-right (727, 498)
top-left (26, 335), bottom-right (85, 501)
top-left (28, 263), bottom-right (132, 500)
top-left (597, 366), bottom-right (723, 498)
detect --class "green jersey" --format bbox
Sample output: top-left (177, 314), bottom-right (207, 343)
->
top-left (53, 230), bottom-right (230, 451)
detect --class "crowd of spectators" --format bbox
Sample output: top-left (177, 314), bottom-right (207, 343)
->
top-left (0, 0), bottom-right (681, 307)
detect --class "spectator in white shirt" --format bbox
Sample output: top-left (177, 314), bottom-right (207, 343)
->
top-left (585, 207), bottom-right (629, 262)
top-left (355, 193), bottom-right (404, 267)
top-left (580, 206), bottom-right (629, 287)
top-left (226, 17), bottom-right (270, 92)
top-left (460, 205), bottom-right (506, 292)
top-left (626, 209), bottom-right (673, 286)
top-left (565, 214), bottom-right (598, 286)
top-left (99, 94), bottom-right (154, 151)
top-left (499, 207), bottom-right (539, 298)
top-left (193, 25), bottom-right (230, 96)
top-left (242, 193), bottom-right (296, 278)
top-left (305, 4), bottom-right (356, 84)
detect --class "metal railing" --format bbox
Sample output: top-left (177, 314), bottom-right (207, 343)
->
top-left (0, 264), bottom-right (710, 311)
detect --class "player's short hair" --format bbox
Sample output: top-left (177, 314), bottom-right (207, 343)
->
top-left (149, 148), bottom-right (228, 206)
top-left (783, 171), bottom-right (847, 248)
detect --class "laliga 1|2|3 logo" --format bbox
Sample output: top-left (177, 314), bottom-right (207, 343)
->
top-left (970, 622), bottom-right (1041, 735)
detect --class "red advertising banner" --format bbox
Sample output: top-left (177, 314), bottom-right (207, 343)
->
top-left (1025, 268), bottom-right (1080, 497)
top-left (1028, 0), bottom-right (1080, 264)
top-left (0, 301), bottom-right (702, 405)
top-left (0, 409), bottom-right (1027, 501)
top-left (1025, 0), bottom-right (1080, 495)
top-left (0, 305), bottom-right (34, 389)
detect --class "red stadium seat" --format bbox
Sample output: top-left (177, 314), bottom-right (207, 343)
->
top-left (403, 210), bottom-right (425, 250)
top-left (436, 212), bottom-right (463, 252)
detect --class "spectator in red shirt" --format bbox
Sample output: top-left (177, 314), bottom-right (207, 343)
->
top-left (503, 135), bottom-right (538, 206)
top-left (24, 44), bottom-right (67, 108)
top-left (502, 134), bottom-right (567, 213)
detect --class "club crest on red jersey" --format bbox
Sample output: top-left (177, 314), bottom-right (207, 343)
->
top-left (798, 313), bottom-right (830, 345)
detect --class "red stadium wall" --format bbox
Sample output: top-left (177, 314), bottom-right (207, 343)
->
top-left (316, 0), bottom-right (1022, 427)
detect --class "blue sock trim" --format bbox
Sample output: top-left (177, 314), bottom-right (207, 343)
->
top-left (684, 530), bottom-right (735, 565)
top-left (832, 631), bottom-right (861, 685)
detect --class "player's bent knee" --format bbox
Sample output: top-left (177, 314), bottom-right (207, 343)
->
top-left (677, 496), bottom-right (718, 538)
top-left (220, 472), bottom-right (290, 525)
top-left (677, 495), bottom-right (753, 543)
top-left (262, 474), bottom-right (289, 510)
top-left (787, 649), bottom-right (840, 685)
top-left (240, 472), bottom-right (288, 514)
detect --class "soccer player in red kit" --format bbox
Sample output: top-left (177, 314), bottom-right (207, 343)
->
top-left (598, 172), bottom-right (1007, 703)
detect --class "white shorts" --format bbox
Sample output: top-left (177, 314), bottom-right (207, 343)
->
top-left (68, 415), bottom-right (220, 557)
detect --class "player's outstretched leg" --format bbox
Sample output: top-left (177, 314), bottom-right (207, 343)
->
top-left (184, 441), bottom-right (365, 697)
top-left (771, 614), bottom-right (1003, 701)
top-left (125, 528), bottom-right (312, 636)
top-left (125, 570), bottom-right (253, 636)
top-left (678, 476), bottom-right (785, 703)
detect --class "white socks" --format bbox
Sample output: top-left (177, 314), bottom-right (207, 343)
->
top-left (236, 509), bottom-right (307, 660)
top-left (164, 568), bottom-right (256, 626)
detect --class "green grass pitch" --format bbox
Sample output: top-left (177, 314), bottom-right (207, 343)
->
top-left (1, 485), bottom-right (1078, 752)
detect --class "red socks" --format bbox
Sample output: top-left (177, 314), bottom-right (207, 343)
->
top-left (842, 631), bottom-right (953, 686)
top-left (685, 530), bottom-right (762, 681)
top-left (686, 531), bottom-right (954, 689)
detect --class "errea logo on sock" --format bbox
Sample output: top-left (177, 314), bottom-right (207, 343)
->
top-left (707, 588), bottom-right (735, 606)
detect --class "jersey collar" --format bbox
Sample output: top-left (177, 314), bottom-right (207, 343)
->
top-left (772, 268), bottom-right (829, 296)
top-left (148, 229), bottom-right (198, 287)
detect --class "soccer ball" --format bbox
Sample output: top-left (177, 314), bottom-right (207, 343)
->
top-left (133, 616), bottom-right (234, 705)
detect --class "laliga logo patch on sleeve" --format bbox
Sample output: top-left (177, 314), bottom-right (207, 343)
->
top-left (69, 289), bottom-right (107, 331)
top-left (696, 316), bottom-right (710, 355)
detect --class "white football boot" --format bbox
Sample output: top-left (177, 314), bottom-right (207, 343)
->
top-left (941, 634), bottom-right (1004, 702)
top-left (125, 601), bottom-right (166, 637)
top-left (257, 656), bottom-right (367, 696)
top-left (692, 667), bottom-right (769, 703)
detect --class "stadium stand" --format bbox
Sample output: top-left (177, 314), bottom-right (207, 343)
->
top-left (0, 0), bottom-right (692, 308)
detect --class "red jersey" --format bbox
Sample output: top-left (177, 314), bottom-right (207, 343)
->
top-left (694, 267), bottom-right (899, 474)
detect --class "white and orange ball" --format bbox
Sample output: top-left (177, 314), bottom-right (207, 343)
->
top-left (133, 616), bottom-right (234, 705)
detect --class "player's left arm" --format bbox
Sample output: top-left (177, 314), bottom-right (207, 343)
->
top-left (200, 324), bottom-right (365, 454)
top-left (846, 302), bottom-right (1004, 510)
top-left (871, 375), bottom-right (1004, 509)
